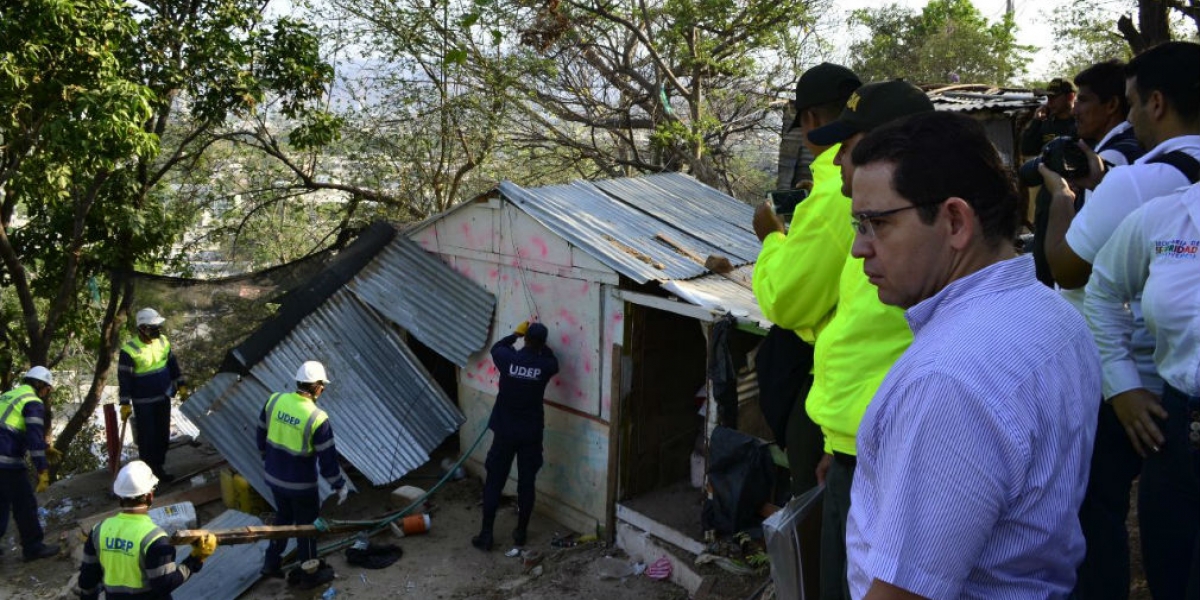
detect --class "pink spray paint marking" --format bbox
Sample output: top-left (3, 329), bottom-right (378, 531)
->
top-left (558, 308), bottom-right (580, 327)
top-left (531, 236), bottom-right (549, 259)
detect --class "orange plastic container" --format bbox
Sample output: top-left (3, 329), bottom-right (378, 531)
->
top-left (400, 514), bottom-right (430, 536)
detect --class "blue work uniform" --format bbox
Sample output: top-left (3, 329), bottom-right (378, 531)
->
top-left (481, 334), bottom-right (559, 535)
top-left (118, 336), bottom-right (182, 479)
top-left (256, 391), bottom-right (344, 571)
top-left (0, 384), bottom-right (49, 556)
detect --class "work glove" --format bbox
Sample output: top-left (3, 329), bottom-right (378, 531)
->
top-left (36, 470), bottom-right (50, 493)
top-left (45, 446), bottom-right (63, 466)
top-left (190, 533), bottom-right (218, 562)
top-left (120, 404), bottom-right (132, 422)
top-left (337, 485), bottom-right (350, 506)
top-left (177, 382), bottom-right (190, 400)
top-left (513, 321), bottom-right (530, 336)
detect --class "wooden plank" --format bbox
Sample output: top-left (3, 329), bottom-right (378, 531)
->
top-left (604, 343), bottom-right (624, 543)
top-left (615, 503), bottom-right (707, 556)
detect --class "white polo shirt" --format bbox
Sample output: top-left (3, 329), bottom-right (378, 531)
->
top-left (1085, 182), bottom-right (1200, 397)
top-left (1065, 134), bottom-right (1200, 393)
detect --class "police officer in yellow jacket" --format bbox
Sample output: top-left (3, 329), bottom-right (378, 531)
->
top-left (256, 361), bottom-right (347, 588)
top-left (76, 461), bottom-right (217, 600)
top-left (118, 308), bottom-right (183, 482)
top-left (0, 366), bottom-right (60, 561)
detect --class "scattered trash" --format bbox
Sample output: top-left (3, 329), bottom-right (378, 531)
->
top-left (529, 565), bottom-right (543, 578)
top-left (646, 556), bottom-right (672, 580)
top-left (345, 542), bottom-right (403, 569)
top-left (321, 587), bottom-right (337, 600)
top-left (550, 532), bottom-right (577, 547)
top-left (505, 548), bottom-right (522, 558)
top-left (631, 560), bottom-right (647, 576)
top-left (359, 573), bottom-right (370, 585)
top-left (577, 534), bottom-right (598, 543)
top-left (521, 550), bottom-right (543, 573)
top-left (439, 458), bottom-right (466, 481)
top-left (596, 556), bottom-right (635, 580)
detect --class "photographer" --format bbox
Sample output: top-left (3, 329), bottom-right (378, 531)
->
top-left (1025, 60), bottom-right (1144, 288)
top-left (1020, 77), bottom-right (1077, 158)
top-left (1041, 41), bottom-right (1200, 600)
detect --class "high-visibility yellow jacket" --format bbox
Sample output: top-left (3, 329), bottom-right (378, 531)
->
top-left (753, 145), bottom-right (854, 343)
top-left (807, 255), bottom-right (912, 455)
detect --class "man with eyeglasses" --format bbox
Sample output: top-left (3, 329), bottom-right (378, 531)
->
top-left (787, 79), bottom-right (932, 600)
top-left (118, 308), bottom-right (184, 482)
top-left (845, 111), bottom-right (1100, 599)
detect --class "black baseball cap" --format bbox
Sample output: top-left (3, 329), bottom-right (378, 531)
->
top-left (1045, 77), bottom-right (1077, 96)
top-left (806, 80), bottom-right (935, 147)
top-left (791, 63), bottom-right (862, 128)
top-left (525, 323), bottom-right (548, 343)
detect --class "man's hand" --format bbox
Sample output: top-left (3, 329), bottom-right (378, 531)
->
top-left (815, 453), bottom-right (833, 486)
top-left (337, 485), bottom-right (350, 505)
top-left (753, 202), bottom-right (785, 242)
top-left (1037, 163), bottom-right (1076, 200)
top-left (513, 321), bottom-right (530, 337)
top-left (1033, 104), bottom-right (1049, 120)
top-left (190, 533), bottom-right (218, 562)
top-left (1111, 389), bottom-right (1168, 457)
top-left (120, 404), bottom-right (132, 422)
top-left (1067, 140), bottom-right (1106, 192)
top-left (45, 446), bottom-right (63, 466)
top-left (36, 470), bottom-right (50, 493)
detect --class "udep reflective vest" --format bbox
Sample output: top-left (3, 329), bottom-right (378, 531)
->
top-left (94, 513), bottom-right (167, 594)
top-left (122, 337), bottom-right (172, 378)
top-left (0, 384), bottom-right (41, 466)
top-left (265, 392), bottom-right (327, 457)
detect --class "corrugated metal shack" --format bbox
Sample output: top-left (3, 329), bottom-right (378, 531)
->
top-left (409, 172), bottom-right (771, 550)
top-left (182, 223), bottom-right (495, 503)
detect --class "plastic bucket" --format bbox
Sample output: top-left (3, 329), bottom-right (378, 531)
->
top-left (400, 514), bottom-right (431, 536)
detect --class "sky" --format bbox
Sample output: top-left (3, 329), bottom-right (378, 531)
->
top-left (833, 0), bottom-right (1087, 81)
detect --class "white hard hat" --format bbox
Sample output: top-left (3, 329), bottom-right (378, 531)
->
top-left (25, 366), bottom-right (54, 387)
top-left (136, 308), bottom-right (166, 327)
top-left (113, 460), bottom-right (159, 498)
top-left (295, 361), bottom-right (330, 384)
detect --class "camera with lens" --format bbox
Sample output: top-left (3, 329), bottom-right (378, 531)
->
top-left (767, 188), bottom-right (810, 219)
top-left (1018, 135), bottom-right (1089, 186)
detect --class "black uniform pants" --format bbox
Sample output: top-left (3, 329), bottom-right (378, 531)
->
top-left (134, 399), bottom-right (171, 479)
top-left (0, 467), bottom-right (45, 553)
top-left (265, 486), bottom-right (320, 570)
top-left (480, 430), bottom-right (543, 534)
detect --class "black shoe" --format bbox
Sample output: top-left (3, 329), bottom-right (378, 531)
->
top-left (23, 543), bottom-right (59, 562)
top-left (294, 565), bottom-right (336, 590)
top-left (260, 565), bottom-right (285, 579)
top-left (471, 531), bottom-right (494, 551)
top-left (512, 528), bottom-right (527, 546)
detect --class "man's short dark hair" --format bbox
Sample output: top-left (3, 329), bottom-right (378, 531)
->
top-left (1125, 41), bottom-right (1200, 122)
top-left (850, 112), bottom-right (1022, 245)
top-left (1074, 59), bottom-right (1130, 116)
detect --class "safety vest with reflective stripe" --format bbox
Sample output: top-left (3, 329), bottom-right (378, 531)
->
top-left (121, 337), bottom-right (172, 376)
top-left (94, 513), bottom-right (167, 594)
top-left (0, 384), bottom-right (39, 434)
top-left (265, 392), bottom-right (327, 457)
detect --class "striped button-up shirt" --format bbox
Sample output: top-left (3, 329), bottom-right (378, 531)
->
top-left (847, 255), bottom-right (1101, 599)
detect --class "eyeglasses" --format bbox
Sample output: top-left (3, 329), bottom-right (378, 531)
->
top-left (851, 205), bottom-right (921, 238)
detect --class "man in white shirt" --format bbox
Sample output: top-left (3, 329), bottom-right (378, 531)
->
top-left (1043, 41), bottom-right (1200, 600)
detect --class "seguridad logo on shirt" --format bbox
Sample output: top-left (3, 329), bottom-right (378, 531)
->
top-left (1154, 239), bottom-right (1200, 258)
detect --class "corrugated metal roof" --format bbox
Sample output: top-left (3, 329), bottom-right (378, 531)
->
top-left (348, 235), bottom-right (495, 367)
top-left (500, 172), bottom-right (758, 284)
top-left (662, 266), bottom-right (769, 330)
top-left (175, 510), bottom-right (288, 600)
top-left (184, 288), bottom-right (464, 504)
top-left (931, 90), bottom-right (1040, 114)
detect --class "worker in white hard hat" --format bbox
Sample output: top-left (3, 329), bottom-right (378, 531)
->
top-left (76, 461), bottom-right (217, 600)
top-left (0, 366), bottom-right (60, 561)
top-left (256, 360), bottom-right (347, 588)
top-left (118, 308), bottom-right (184, 482)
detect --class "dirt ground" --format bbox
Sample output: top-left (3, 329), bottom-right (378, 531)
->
top-left (0, 441), bottom-right (745, 600)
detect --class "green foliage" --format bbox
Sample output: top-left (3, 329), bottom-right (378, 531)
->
top-left (848, 0), bottom-right (1032, 85)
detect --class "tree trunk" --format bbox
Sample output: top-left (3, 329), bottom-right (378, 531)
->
top-left (51, 272), bottom-right (133, 474)
top-left (1118, 1), bottom-right (1172, 54)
